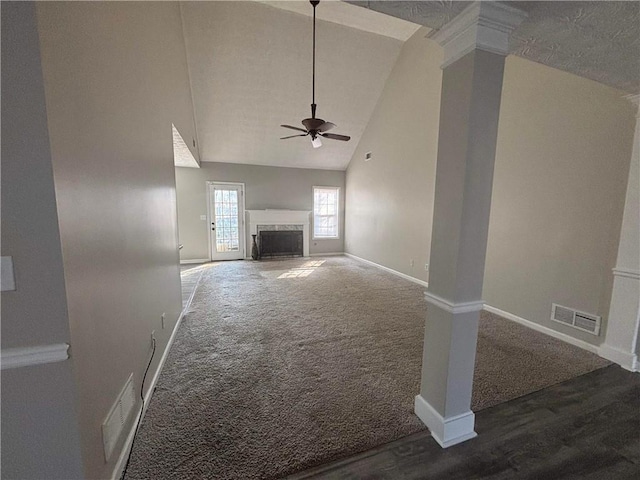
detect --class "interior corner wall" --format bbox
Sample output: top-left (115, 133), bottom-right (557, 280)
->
top-left (1, 3), bottom-right (84, 478)
top-left (175, 162), bottom-right (346, 260)
top-left (345, 34), bottom-right (635, 347)
top-left (344, 27), bottom-right (442, 283)
top-left (483, 56), bottom-right (636, 345)
top-left (35, 2), bottom-right (199, 478)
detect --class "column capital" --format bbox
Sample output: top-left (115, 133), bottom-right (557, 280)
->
top-left (432, 1), bottom-right (527, 68)
top-left (624, 93), bottom-right (640, 117)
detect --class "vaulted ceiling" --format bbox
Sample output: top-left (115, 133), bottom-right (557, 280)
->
top-left (181, 1), bottom-right (418, 170)
top-left (182, 1), bottom-right (638, 172)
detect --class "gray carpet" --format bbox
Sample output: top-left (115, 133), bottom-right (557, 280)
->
top-left (126, 256), bottom-right (610, 480)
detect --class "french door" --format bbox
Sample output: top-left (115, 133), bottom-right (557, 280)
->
top-left (207, 182), bottom-right (245, 261)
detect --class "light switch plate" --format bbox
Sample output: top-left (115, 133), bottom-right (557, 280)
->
top-left (200, 215), bottom-right (207, 221)
top-left (1, 256), bottom-right (16, 292)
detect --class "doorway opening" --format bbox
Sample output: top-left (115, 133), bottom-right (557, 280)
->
top-left (207, 182), bottom-right (245, 261)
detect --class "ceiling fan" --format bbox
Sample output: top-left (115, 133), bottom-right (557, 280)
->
top-left (280, 0), bottom-right (350, 149)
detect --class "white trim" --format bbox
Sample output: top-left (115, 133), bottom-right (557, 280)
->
top-left (313, 186), bottom-right (341, 240)
top-left (431, 1), bottom-right (527, 68)
top-left (344, 253), bottom-right (429, 288)
top-left (1, 343), bottom-right (69, 370)
top-left (207, 181), bottom-right (246, 262)
top-left (248, 209), bottom-right (312, 257)
top-left (483, 304), bottom-right (599, 354)
top-left (424, 292), bottom-right (484, 315)
top-left (111, 404), bottom-right (142, 480)
top-left (598, 344), bottom-right (638, 372)
top-left (111, 313), bottom-right (184, 479)
top-left (624, 93), bottom-right (640, 109)
top-left (309, 252), bottom-right (344, 257)
top-left (414, 394), bottom-right (477, 448)
top-left (111, 269), bottom-right (204, 480)
top-left (180, 258), bottom-right (210, 265)
top-left (612, 267), bottom-right (640, 280)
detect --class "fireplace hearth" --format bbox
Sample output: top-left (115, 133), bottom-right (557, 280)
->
top-left (259, 230), bottom-right (303, 258)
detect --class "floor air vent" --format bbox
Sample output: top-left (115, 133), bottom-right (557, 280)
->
top-left (551, 303), bottom-right (601, 335)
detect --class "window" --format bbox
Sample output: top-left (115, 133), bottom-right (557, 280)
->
top-left (313, 186), bottom-right (339, 239)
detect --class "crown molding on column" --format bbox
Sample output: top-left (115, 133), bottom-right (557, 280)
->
top-left (624, 93), bottom-right (640, 106)
top-left (431, 1), bottom-right (527, 68)
top-left (624, 93), bottom-right (640, 117)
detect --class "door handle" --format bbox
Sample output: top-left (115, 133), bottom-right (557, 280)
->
top-left (211, 222), bottom-right (215, 231)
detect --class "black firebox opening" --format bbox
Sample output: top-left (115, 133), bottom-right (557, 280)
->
top-left (258, 230), bottom-right (303, 258)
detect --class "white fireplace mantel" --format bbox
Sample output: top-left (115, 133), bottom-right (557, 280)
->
top-left (247, 210), bottom-right (312, 257)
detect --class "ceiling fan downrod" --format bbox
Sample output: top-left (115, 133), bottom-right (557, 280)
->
top-left (311, 0), bottom-right (319, 119)
top-left (278, 0), bottom-right (351, 147)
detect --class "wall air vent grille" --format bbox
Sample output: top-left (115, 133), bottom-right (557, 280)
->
top-left (551, 303), bottom-right (601, 336)
top-left (553, 305), bottom-right (574, 325)
top-left (102, 374), bottom-right (136, 461)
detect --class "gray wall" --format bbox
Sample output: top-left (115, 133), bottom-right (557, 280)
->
top-left (1, 3), bottom-right (84, 478)
top-left (345, 37), bottom-right (636, 345)
top-left (176, 162), bottom-right (346, 260)
top-left (484, 56), bottom-right (636, 345)
top-left (35, 2), bottom-right (199, 477)
top-left (345, 28), bottom-right (442, 283)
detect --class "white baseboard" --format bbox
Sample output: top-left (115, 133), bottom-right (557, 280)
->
top-left (483, 304), bottom-right (599, 355)
top-left (344, 253), bottom-right (429, 288)
top-left (243, 254), bottom-right (344, 259)
top-left (414, 394), bottom-right (477, 448)
top-left (111, 274), bottom-right (203, 480)
top-left (598, 344), bottom-right (638, 372)
top-left (180, 258), bottom-right (210, 265)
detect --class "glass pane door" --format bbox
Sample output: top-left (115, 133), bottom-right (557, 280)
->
top-left (209, 183), bottom-right (244, 261)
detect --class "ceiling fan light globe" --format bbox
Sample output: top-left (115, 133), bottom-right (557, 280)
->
top-left (312, 137), bottom-right (322, 148)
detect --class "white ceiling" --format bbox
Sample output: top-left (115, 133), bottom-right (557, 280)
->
top-left (180, 1), bottom-right (638, 172)
top-left (181, 1), bottom-right (414, 170)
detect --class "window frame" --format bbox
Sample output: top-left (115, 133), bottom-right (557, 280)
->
top-left (312, 186), bottom-right (340, 240)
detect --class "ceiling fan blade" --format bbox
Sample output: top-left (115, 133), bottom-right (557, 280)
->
top-left (320, 133), bottom-right (350, 141)
top-left (281, 124), bottom-right (308, 133)
top-left (280, 134), bottom-right (308, 140)
top-left (318, 122), bottom-right (336, 133)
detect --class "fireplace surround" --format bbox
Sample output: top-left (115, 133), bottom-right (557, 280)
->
top-left (246, 210), bottom-right (311, 257)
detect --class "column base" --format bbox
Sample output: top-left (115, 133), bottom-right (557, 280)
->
top-left (415, 394), bottom-right (477, 448)
top-left (599, 344), bottom-right (638, 372)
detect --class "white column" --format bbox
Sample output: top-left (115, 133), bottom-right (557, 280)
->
top-left (600, 95), bottom-right (640, 372)
top-left (415, 1), bottom-right (526, 448)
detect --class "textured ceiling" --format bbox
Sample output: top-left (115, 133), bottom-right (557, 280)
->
top-left (509, 1), bottom-right (640, 93)
top-left (348, 1), bottom-right (640, 93)
top-left (181, 1), bottom-right (406, 170)
top-left (258, 0), bottom-right (422, 41)
top-left (347, 1), bottom-right (471, 29)
top-left (182, 1), bottom-right (638, 172)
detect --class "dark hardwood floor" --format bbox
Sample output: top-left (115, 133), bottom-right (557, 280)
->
top-left (288, 365), bottom-right (640, 480)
